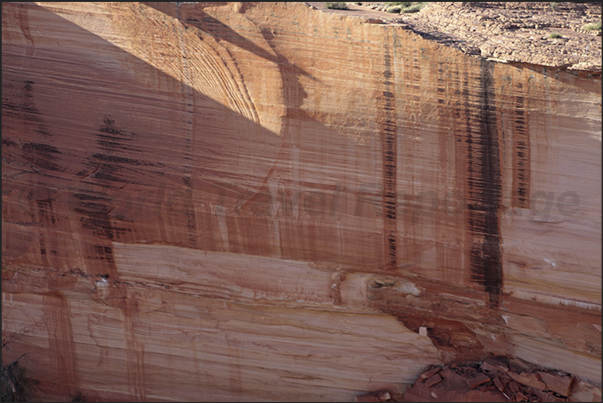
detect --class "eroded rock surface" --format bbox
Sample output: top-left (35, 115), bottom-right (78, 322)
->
top-left (313, 2), bottom-right (602, 70)
top-left (2, 2), bottom-right (601, 402)
top-left (403, 356), bottom-right (602, 402)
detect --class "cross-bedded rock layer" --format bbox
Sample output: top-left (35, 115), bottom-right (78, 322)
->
top-left (2, 2), bottom-right (601, 401)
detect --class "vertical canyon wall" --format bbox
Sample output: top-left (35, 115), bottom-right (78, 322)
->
top-left (2, 2), bottom-right (601, 401)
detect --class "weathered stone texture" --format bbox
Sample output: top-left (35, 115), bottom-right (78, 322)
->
top-left (2, 2), bottom-right (600, 401)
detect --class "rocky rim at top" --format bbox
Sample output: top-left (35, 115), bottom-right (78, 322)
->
top-left (308, 2), bottom-right (602, 72)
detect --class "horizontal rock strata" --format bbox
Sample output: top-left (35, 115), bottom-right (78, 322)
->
top-left (2, 2), bottom-right (601, 401)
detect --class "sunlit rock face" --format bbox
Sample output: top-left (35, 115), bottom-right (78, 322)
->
top-left (2, 2), bottom-right (600, 401)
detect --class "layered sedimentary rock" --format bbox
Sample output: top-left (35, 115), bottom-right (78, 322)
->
top-left (2, 2), bottom-right (601, 401)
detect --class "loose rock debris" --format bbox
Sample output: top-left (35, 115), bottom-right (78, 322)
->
top-left (401, 356), bottom-right (603, 402)
top-left (355, 389), bottom-right (394, 402)
top-left (314, 2), bottom-right (602, 71)
top-left (353, 356), bottom-right (602, 402)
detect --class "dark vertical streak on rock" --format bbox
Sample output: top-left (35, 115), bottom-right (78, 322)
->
top-left (174, 12), bottom-right (198, 249)
top-left (512, 83), bottom-right (530, 208)
top-left (90, 117), bottom-right (137, 184)
top-left (71, 192), bottom-right (125, 278)
top-left (380, 34), bottom-right (397, 269)
top-left (77, 118), bottom-right (134, 278)
top-left (5, 81), bottom-right (62, 173)
top-left (467, 61), bottom-right (503, 307)
top-left (35, 198), bottom-right (57, 267)
top-left (182, 101), bottom-right (197, 251)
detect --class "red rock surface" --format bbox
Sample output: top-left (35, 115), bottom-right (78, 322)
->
top-left (2, 2), bottom-right (601, 402)
top-left (539, 371), bottom-right (574, 397)
top-left (404, 357), bottom-right (602, 402)
top-left (404, 367), bottom-right (507, 402)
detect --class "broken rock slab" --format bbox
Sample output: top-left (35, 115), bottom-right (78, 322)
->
top-left (354, 390), bottom-right (392, 402)
top-left (404, 368), bottom-right (508, 402)
top-left (375, 390), bottom-right (392, 402)
top-left (419, 366), bottom-right (442, 381)
top-left (507, 371), bottom-right (547, 391)
top-left (425, 374), bottom-right (443, 388)
top-left (533, 388), bottom-right (567, 403)
top-left (403, 356), bottom-right (603, 402)
top-left (466, 373), bottom-right (491, 389)
top-left (481, 358), bottom-right (509, 374)
top-left (538, 371), bottom-right (574, 397)
top-left (493, 376), bottom-right (505, 393)
top-left (354, 393), bottom-right (381, 402)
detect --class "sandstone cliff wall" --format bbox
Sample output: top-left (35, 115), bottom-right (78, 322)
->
top-left (2, 2), bottom-right (601, 401)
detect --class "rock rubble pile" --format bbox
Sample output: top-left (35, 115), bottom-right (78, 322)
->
top-left (355, 356), bottom-right (602, 402)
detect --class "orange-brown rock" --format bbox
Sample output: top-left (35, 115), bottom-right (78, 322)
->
top-left (481, 358), bottom-right (509, 374)
top-left (467, 373), bottom-right (491, 389)
top-left (375, 390), bottom-right (392, 401)
top-left (538, 371), bottom-right (574, 397)
top-left (507, 371), bottom-right (547, 391)
top-left (2, 2), bottom-right (601, 402)
top-left (568, 379), bottom-right (603, 403)
top-left (493, 376), bottom-right (505, 393)
top-left (425, 373), bottom-right (443, 388)
top-left (420, 366), bottom-right (443, 381)
top-left (405, 358), bottom-right (601, 403)
top-left (355, 393), bottom-right (381, 403)
top-left (404, 368), bottom-right (507, 402)
top-left (534, 389), bottom-right (566, 403)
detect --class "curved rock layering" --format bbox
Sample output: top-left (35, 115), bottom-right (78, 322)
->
top-left (2, 2), bottom-right (601, 401)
